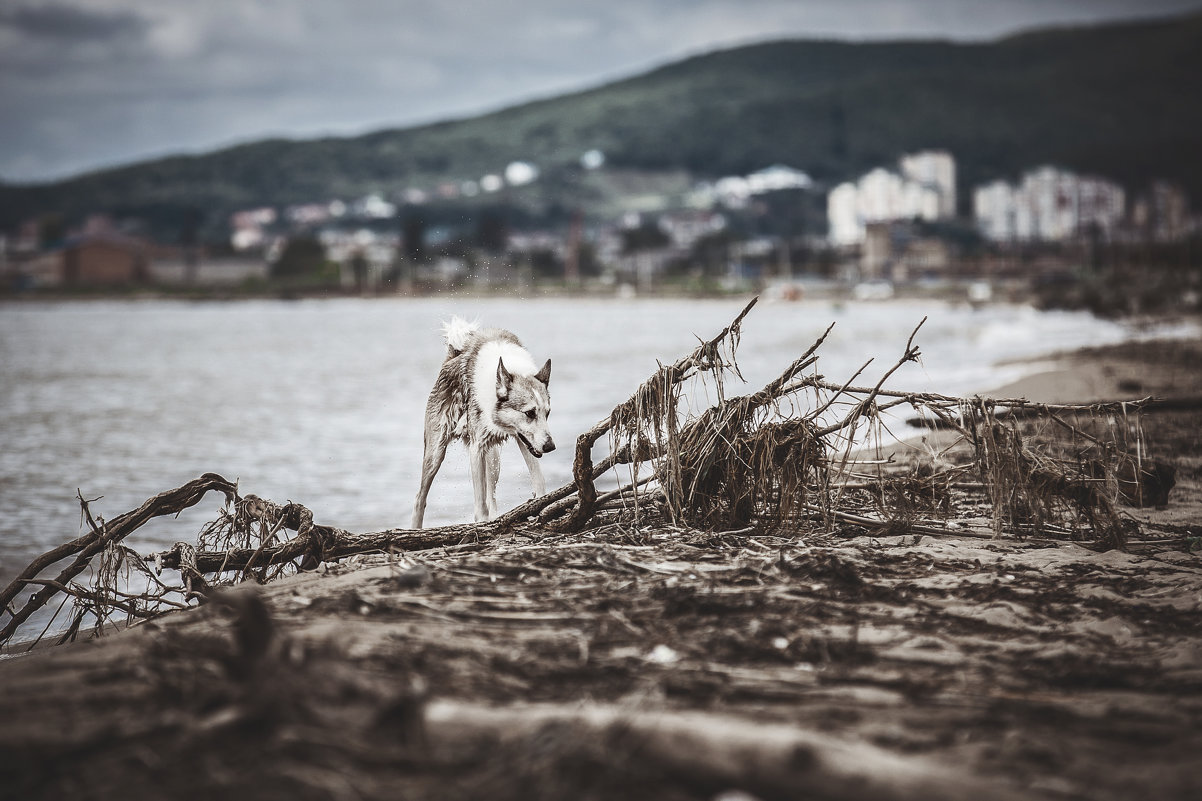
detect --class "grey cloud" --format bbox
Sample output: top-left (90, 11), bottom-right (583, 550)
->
top-left (0, 3), bottom-right (150, 42)
top-left (3, 0), bottom-right (1202, 181)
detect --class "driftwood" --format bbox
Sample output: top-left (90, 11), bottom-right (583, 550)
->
top-left (554, 296), bottom-right (760, 532)
top-left (905, 394), bottom-right (1202, 430)
top-left (1, 298), bottom-right (1173, 647)
top-left (425, 700), bottom-right (1028, 801)
top-left (19, 558), bottom-right (1181, 801)
top-left (0, 474), bottom-right (236, 643)
top-left (6, 519), bottom-right (1199, 801)
top-left (0, 472), bottom-right (613, 648)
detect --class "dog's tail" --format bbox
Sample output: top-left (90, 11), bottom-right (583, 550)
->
top-left (441, 316), bottom-right (479, 356)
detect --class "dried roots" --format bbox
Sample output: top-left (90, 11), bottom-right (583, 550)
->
top-left (1, 298), bottom-right (1172, 647)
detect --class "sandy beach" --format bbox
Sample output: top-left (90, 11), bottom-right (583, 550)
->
top-left (1, 333), bottom-right (1200, 801)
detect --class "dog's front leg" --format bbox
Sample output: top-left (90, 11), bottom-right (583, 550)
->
top-left (518, 439), bottom-right (546, 498)
top-left (468, 440), bottom-right (491, 522)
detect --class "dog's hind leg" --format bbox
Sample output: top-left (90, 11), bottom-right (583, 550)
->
top-left (518, 439), bottom-right (546, 498)
top-left (468, 440), bottom-right (491, 522)
top-left (485, 444), bottom-right (501, 519)
top-left (412, 425), bottom-right (450, 529)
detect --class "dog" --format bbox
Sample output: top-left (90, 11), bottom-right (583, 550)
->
top-left (411, 317), bottom-right (555, 528)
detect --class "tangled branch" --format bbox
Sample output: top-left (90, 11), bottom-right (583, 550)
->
top-left (1, 299), bottom-right (1174, 647)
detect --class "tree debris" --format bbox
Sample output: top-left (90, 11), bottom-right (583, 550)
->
top-left (0, 299), bottom-right (1174, 648)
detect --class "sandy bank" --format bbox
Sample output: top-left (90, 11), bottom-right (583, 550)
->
top-left (986, 336), bottom-right (1202, 404)
top-left (1, 334), bottom-right (1200, 801)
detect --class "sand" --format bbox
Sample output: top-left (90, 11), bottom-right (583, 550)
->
top-left (1, 335), bottom-right (1200, 801)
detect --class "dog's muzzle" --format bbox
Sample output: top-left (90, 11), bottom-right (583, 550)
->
top-left (519, 433), bottom-right (554, 458)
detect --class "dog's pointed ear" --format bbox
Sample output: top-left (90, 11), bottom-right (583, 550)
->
top-left (496, 357), bottom-right (513, 399)
top-left (535, 358), bottom-right (551, 386)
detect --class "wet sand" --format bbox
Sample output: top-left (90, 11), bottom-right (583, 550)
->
top-left (1, 335), bottom-right (1200, 801)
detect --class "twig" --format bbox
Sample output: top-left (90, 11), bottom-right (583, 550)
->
top-left (0, 473), bottom-right (237, 644)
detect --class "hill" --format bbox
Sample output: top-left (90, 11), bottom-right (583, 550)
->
top-left (2, 12), bottom-right (1200, 234)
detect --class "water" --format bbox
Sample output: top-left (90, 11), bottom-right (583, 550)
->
top-left (0, 295), bottom-right (1166, 601)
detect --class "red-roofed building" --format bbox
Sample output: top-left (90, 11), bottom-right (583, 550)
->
top-left (61, 232), bottom-right (150, 284)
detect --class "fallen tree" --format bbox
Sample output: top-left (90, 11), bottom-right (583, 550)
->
top-left (1, 297), bottom-right (1175, 648)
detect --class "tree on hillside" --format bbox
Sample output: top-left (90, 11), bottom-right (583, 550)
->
top-left (271, 236), bottom-right (327, 278)
top-left (688, 230), bottom-right (736, 277)
top-left (402, 210), bottom-right (427, 264)
top-left (38, 214), bottom-right (65, 248)
top-left (621, 220), bottom-right (670, 254)
top-left (475, 207), bottom-right (508, 254)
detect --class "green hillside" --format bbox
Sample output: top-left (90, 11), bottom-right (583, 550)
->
top-left (2, 12), bottom-right (1199, 233)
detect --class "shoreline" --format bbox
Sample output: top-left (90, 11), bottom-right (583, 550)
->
top-left (1, 329), bottom-right (1200, 800)
top-left (981, 333), bottom-right (1202, 404)
top-left (0, 278), bottom-right (1182, 309)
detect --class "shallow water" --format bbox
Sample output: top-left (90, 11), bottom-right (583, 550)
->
top-left (0, 295), bottom-right (1159, 595)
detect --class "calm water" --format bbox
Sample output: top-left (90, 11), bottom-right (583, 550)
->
top-left (0, 295), bottom-right (1160, 595)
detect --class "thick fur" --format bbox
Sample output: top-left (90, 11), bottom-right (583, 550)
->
top-left (412, 317), bottom-right (554, 528)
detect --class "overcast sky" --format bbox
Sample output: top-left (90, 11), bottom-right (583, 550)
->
top-left (1, 0), bottom-right (1199, 183)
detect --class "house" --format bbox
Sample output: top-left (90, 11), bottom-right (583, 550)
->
top-left (62, 233), bottom-right (150, 284)
top-left (10, 232), bottom-right (150, 287)
top-left (148, 253), bottom-right (269, 286)
top-left (230, 207), bottom-right (277, 251)
top-left (1130, 181), bottom-right (1191, 242)
top-left (7, 249), bottom-right (64, 289)
top-left (860, 221), bottom-right (952, 281)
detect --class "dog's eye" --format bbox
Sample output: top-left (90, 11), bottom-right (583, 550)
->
top-left (525, 409), bottom-right (537, 420)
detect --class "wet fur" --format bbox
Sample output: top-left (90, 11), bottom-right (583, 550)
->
top-left (411, 318), bottom-right (554, 528)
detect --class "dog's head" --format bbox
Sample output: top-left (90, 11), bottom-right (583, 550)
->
top-left (493, 357), bottom-right (555, 457)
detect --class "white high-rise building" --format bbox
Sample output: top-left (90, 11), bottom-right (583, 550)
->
top-left (972, 181), bottom-right (1015, 242)
top-left (900, 150), bottom-right (956, 218)
top-left (973, 166), bottom-right (1125, 242)
top-left (827, 151), bottom-right (957, 245)
top-left (827, 182), bottom-right (862, 246)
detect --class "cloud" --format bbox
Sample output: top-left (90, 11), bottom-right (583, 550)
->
top-left (2, 0), bottom-right (1201, 181)
top-left (0, 3), bottom-right (150, 42)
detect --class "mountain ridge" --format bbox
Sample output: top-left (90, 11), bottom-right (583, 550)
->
top-left (2, 11), bottom-right (1199, 232)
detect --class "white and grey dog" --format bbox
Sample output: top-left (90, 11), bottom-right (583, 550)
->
top-left (411, 317), bottom-right (555, 528)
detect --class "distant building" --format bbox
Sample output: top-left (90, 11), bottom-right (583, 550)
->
top-left (658, 210), bottom-right (727, 251)
top-left (708, 164), bottom-right (814, 208)
top-left (900, 150), bottom-right (957, 218)
top-left (973, 166), bottom-right (1125, 242)
top-left (230, 207), bottom-right (277, 251)
top-left (1131, 181), bottom-right (1191, 242)
top-left (8, 250), bottom-right (63, 288)
top-left (827, 182), bottom-right (862, 247)
top-left (231, 207), bottom-right (277, 229)
top-left (351, 194), bottom-right (397, 219)
top-left (897, 237), bottom-right (952, 280)
top-left (746, 164), bottom-right (813, 194)
top-left (1076, 175), bottom-right (1128, 238)
top-left (9, 232), bottom-right (151, 287)
top-left (827, 151), bottom-right (957, 245)
top-left (973, 181), bottom-right (1015, 242)
top-left (148, 254), bottom-right (269, 286)
top-left (13, 219), bottom-right (41, 253)
top-left (63, 233), bottom-right (151, 284)
top-left (862, 222), bottom-right (892, 279)
top-left (318, 228), bottom-right (399, 290)
top-left (859, 220), bottom-right (952, 281)
top-left (285, 203), bottom-right (332, 226)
